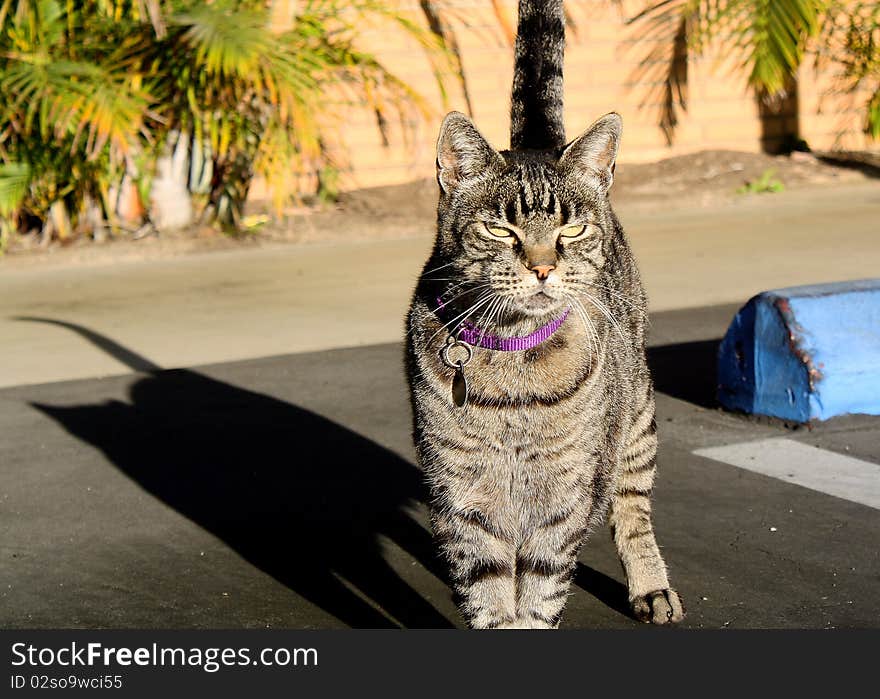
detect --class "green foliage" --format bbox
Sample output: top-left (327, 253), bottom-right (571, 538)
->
top-left (737, 168), bottom-right (785, 194)
top-left (818, 1), bottom-right (880, 139)
top-left (0, 162), bottom-right (31, 216)
top-left (627, 0), bottom-right (880, 143)
top-left (0, 0), bottom-right (449, 245)
top-left (316, 164), bottom-right (341, 205)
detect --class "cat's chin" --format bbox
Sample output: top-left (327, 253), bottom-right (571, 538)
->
top-left (516, 292), bottom-right (566, 318)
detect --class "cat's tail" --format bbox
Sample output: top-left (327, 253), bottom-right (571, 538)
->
top-left (510, 0), bottom-right (566, 151)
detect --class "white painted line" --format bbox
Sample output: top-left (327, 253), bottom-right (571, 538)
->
top-left (694, 438), bottom-right (880, 510)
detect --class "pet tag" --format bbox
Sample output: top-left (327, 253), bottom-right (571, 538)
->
top-left (451, 360), bottom-right (468, 407)
top-left (441, 337), bottom-right (473, 408)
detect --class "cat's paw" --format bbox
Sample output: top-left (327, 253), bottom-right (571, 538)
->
top-left (631, 589), bottom-right (685, 625)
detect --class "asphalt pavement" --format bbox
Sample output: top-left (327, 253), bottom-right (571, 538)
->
top-left (1, 303), bottom-right (877, 629)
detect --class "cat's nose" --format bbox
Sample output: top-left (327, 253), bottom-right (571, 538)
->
top-left (531, 264), bottom-right (556, 281)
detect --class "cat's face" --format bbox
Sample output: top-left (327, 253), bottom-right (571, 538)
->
top-left (433, 112), bottom-right (621, 322)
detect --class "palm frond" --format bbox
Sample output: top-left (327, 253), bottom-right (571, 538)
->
top-left (627, 1), bottom-right (832, 141)
top-left (624, 1), bottom-right (702, 143)
top-left (2, 56), bottom-right (150, 157)
top-left (172, 1), bottom-right (271, 80)
top-left (817, 1), bottom-right (880, 139)
top-left (0, 161), bottom-right (31, 216)
top-left (722, 0), bottom-right (824, 96)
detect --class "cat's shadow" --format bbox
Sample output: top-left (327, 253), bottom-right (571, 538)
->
top-left (24, 319), bottom-right (452, 629)
top-left (572, 563), bottom-right (633, 621)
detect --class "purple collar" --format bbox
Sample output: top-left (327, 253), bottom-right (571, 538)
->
top-left (437, 297), bottom-right (570, 351)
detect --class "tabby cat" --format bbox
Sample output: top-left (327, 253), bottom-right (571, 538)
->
top-left (405, 0), bottom-right (684, 629)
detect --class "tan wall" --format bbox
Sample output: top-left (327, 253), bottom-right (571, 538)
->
top-left (324, 1), bottom-right (875, 192)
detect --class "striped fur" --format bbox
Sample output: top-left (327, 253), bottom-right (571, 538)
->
top-left (510, 0), bottom-right (566, 150)
top-left (405, 1), bottom-right (683, 629)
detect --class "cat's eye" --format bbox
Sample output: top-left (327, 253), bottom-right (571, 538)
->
top-left (484, 223), bottom-right (515, 238)
top-left (558, 224), bottom-right (588, 240)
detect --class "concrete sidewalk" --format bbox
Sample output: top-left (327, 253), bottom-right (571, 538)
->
top-left (1, 182), bottom-right (879, 388)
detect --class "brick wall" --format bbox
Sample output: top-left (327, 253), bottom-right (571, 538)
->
top-left (291, 1), bottom-right (876, 194)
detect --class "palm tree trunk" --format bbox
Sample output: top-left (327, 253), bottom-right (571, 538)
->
top-left (150, 131), bottom-right (194, 231)
top-left (48, 200), bottom-right (71, 241)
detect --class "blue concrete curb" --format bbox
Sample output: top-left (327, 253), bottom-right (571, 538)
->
top-left (717, 279), bottom-right (880, 422)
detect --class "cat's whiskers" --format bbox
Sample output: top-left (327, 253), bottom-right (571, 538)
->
top-left (494, 296), bottom-right (514, 333)
top-left (403, 283), bottom-right (495, 342)
top-left (439, 282), bottom-right (495, 307)
top-left (421, 260), bottom-right (458, 277)
top-left (471, 296), bottom-right (498, 347)
top-left (574, 280), bottom-right (647, 318)
top-left (576, 289), bottom-right (626, 343)
top-left (425, 291), bottom-right (498, 346)
top-left (441, 277), bottom-right (488, 295)
top-left (565, 294), bottom-right (599, 372)
top-left (473, 294), bottom-right (508, 348)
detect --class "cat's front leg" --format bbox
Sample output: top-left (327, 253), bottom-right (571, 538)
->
top-left (510, 514), bottom-right (586, 629)
top-left (610, 400), bottom-right (685, 625)
top-left (432, 507), bottom-right (518, 629)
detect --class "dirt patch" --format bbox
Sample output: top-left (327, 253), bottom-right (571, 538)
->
top-left (613, 149), bottom-right (875, 206)
top-left (2, 149), bottom-right (877, 270)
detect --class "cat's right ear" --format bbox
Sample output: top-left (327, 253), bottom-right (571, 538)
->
top-left (436, 112), bottom-right (503, 195)
top-left (558, 113), bottom-right (622, 194)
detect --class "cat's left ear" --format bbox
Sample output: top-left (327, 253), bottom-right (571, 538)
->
top-left (558, 113), bottom-right (622, 194)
